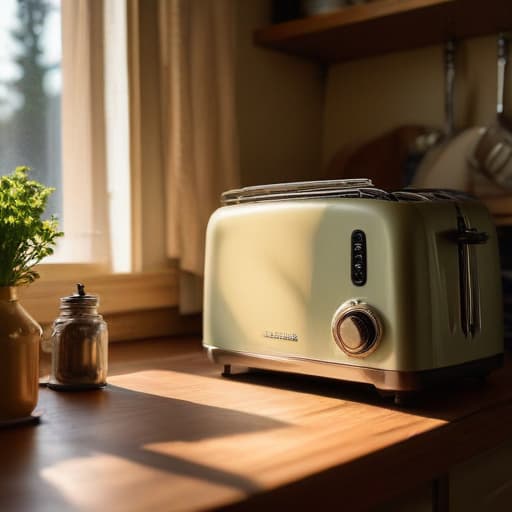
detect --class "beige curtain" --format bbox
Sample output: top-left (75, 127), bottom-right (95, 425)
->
top-left (158, 0), bottom-right (240, 313)
top-left (61, 0), bottom-right (110, 266)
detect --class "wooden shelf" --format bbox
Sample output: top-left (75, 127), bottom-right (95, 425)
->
top-left (254, 0), bottom-right (512, 63)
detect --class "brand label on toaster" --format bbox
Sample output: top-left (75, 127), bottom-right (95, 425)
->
top-left (263, 330), bottom-right (298, 342)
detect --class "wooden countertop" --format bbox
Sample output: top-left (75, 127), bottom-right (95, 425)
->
top-left (1, 338), bottom-right (512, 511)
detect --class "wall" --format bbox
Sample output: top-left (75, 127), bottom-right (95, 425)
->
top-left (235, 7), bottom-right (512, 186)
top-left (235, 1), bottom-right (325, 186)
top-left (322, 35), bottom-right (512, 167)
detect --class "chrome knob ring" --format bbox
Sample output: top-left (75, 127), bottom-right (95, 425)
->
top-left (331, 301), bottom-right (383, 358)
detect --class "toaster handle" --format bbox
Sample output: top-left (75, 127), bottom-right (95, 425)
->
top-left (455, 229), bottom-right (488, 245)
top-left (454, 214), bottom-right (485, 338)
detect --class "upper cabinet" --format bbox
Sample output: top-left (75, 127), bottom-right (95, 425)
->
top-left (254, 0), bottom-right (512, 63)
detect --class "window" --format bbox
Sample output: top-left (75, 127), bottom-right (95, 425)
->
top-left (0, 0), bottom-right (132, 270)
top-left (0, 0), bottom-right (179, 341)
top-left (0, 0), bottom-right (62, 219)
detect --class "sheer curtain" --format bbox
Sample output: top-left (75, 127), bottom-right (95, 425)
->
top-left (60, 0), bottom-right (110, 266)
top-left (158, 0), bottom-right (240, 313)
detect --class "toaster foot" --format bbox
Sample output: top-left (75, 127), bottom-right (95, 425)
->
top-left (222, 364), bottom-right (232, 376)
top-left (393, 392), bottom-right (414, 407)
top-left (377, 390), bottom-right (416, 406)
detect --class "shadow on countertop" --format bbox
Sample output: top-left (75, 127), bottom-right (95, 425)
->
top-left (0, 383), bottom-right (289, 511)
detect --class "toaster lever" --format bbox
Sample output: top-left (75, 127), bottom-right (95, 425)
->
top-left (456, 229), bottom-right (488, 245)
top-left (455, 209), bottom-right (483, 338)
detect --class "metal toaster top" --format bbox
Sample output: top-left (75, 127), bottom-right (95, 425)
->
top-left (221, 179), bottom-right (476, 205)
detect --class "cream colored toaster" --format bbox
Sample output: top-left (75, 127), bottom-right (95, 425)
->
top-left (203, 179), bottom-right (504, 402)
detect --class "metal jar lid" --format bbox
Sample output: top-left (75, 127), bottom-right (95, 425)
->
top-left (60, 283), bottom-right (99, 308)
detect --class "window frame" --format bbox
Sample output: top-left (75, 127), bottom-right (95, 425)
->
top-left (13, 0), bottom-right (183, 342)
top-left (19, 265), bottom-right (180, 341)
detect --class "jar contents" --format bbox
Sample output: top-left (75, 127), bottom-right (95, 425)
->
top-left (48, 283), bottom-right (108, 390)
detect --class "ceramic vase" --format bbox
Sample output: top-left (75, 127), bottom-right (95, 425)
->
top-left (0, 287), bottom-right (42, 421)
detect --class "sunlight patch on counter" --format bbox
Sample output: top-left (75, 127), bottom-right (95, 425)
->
top-left (40, 451), bottom-right (244, 511)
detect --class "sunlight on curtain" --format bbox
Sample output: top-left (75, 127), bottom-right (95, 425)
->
top-left (60, 0), bottom-right (110, 266)
top-left (158, 0), bottom-right (240, 312)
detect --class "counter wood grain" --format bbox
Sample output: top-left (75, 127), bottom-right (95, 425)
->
top-left (2, 338), bottom-right (512, 511)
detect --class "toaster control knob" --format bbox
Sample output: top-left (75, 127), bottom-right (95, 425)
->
top-left (332, 304), bottom-right (382, 357)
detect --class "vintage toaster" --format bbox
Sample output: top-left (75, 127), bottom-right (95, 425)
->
top-left (203, 179), bottom-right (504, 401)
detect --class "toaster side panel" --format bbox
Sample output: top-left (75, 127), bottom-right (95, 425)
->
top-left (203, 199), bottom-right (438, 372)
top-left (417, 200), bottom-right (504, 369)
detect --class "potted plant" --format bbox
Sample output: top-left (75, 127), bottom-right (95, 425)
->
top-left (0, 166), bottom-right (62, 423)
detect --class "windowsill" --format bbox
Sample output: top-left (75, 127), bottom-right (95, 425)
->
top-left (19, 265), bottom-right (179, 321)
top-left (16, 263), bottom-right (197, 341)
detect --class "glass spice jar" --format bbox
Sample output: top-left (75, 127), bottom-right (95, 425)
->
top-left (48, 284), bottom-right (108, 390)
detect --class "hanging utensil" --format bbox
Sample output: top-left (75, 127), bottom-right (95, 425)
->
top-left (412, 39), bottom-right (459, 187)
top-left (471, 33), bottom-right (512, 191)
top-left (444, 38), bottom-right (456, 139)
top-left (404, 39), bottom-right (455, 186)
